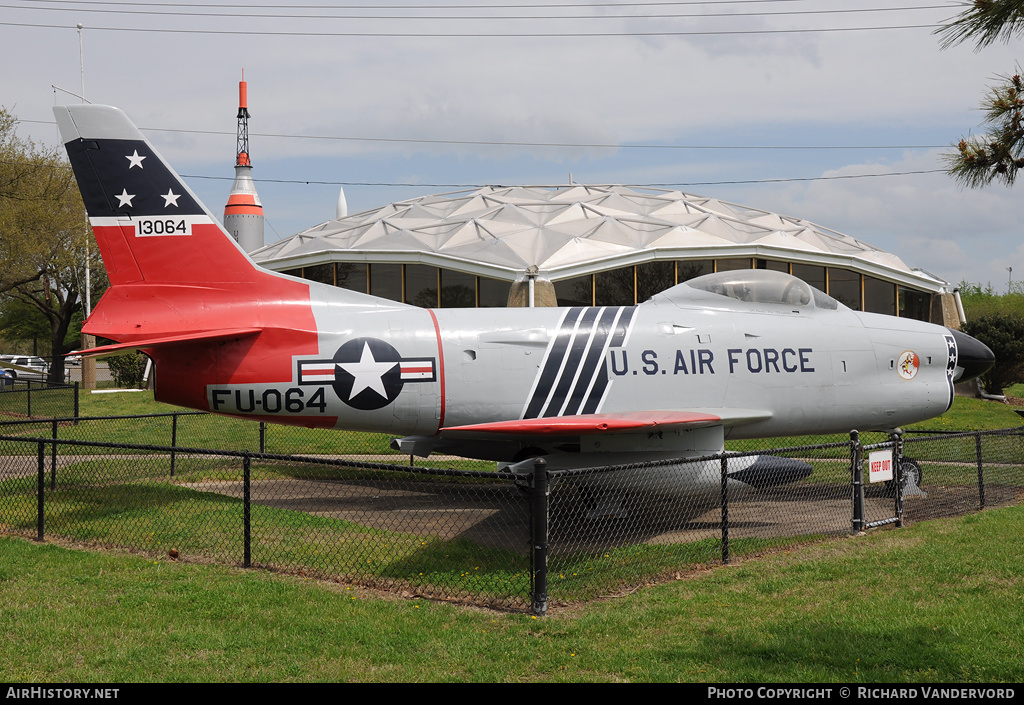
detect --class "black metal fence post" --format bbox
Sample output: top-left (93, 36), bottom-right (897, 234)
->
top-left (170, 414), bottom-right (178, 477)
top-left (720, 455), bottom-right (730, 565)
top-left (73, 382), bottom-right (79, 422)
top-left (892, 429), bottom-right (904, 528)
top-left (851, 430), bottom-right (864, 534)
top-left (259, 422), bottom-right (266, 454)
top-left (26, 382), bottom-right (31, 418)
top-left (36, 441), bottom-right (44, 542)
top-left (530, 457), bottom-right (549, 617)
top-left (243, 454), bottom-right (252, 568)
top-left (976, 433), bottom-right (986, 509)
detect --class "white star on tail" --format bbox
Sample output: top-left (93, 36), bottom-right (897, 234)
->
top-left (161, 189), bottom-right (181, 207)
top-left (339, 342), bottom-right (397, 400)
top-left (126, 150), bottom-right (146, 169)
top-left (115, 188), bottom-right (135, 208)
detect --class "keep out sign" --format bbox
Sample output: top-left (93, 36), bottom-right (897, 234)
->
top-left (869, 449), bottom-right (893, 483)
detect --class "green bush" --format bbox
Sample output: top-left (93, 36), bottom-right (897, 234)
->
top-left (959, 281), bottom-right (1024, 319)
top-left (106, 352), bottom-right (148, 389)
top-left (962, 313), bottom-right (1024, 395)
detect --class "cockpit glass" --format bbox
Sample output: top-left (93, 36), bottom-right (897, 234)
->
top-left (683, 270), bottom-right (839, 309)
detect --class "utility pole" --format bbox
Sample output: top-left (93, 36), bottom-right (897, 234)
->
top-left (78, 22), bottom-right (97, 391)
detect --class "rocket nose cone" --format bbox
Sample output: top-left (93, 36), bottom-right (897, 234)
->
top-left (948, 328), bottom-right (995, 383)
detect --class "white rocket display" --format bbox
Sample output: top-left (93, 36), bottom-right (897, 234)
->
top-left (223, 73), bottom-right (264, 253)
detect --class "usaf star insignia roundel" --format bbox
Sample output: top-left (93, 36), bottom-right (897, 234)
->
top-left (333, 338), bottom-right (406, 410)
top-left (296, 337), bottom-right (437, 411)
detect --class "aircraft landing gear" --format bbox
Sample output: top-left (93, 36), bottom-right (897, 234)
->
top-left (885, 458), bottom-right (924, 497)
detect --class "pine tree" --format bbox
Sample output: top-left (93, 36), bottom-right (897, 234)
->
top-left (936, 1), bottom-right (1024, 187)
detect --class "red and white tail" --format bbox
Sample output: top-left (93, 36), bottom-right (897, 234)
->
top-left (54, 104), bottom-right (311, 350)
top-left (56, 105), bottom-right (322, 409)
top-left (55, 104), bottom-right (268, 289)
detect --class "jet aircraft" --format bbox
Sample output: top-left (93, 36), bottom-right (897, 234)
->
top-left (55, 104), bottom-right (994, 503)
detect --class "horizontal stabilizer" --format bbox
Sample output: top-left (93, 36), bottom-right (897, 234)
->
top-left (75, 328), bottom-right (262, 358)
top-left (0, 360), bottom-right (43, 375)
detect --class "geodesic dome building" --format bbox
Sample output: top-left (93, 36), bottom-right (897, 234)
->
top-left (250, 185), bottom-right (958, 324)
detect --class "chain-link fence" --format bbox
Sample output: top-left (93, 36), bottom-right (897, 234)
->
top-left (0, 381), bottom-right (79, 421)
top-left (1, 416), bottom-right (1022, 613)
top-left (0, 411), bottom-right (422, 458)
top-left (0, 354), bottom-right (103, 384)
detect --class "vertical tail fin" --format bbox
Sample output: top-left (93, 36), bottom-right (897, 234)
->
top-left (55, 105), bottom-right (316, 354)
top-left (54, 104), bottom-right (266, 287)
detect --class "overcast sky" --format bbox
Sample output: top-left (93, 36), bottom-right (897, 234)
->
top-left (3, 1), bottom-right (1021, 289)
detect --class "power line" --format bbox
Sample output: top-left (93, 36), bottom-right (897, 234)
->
top-left (643, 167), bottom-right (946, 184)
top-left (0, 19), bottom-right (941, 37)
top-left (3, 0), bottom-right (918, 10)
top-left (18, 117), bottom-right (948, 151)
top-left (1, 2), bottom-right (951, 21)
top-left (181, 168), bottom-right (947, 188)
top-left (178, 129), bottom-right (947, 151)
top-left (0, 153), bottom-right (948, 190)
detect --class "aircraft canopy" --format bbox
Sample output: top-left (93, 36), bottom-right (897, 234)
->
top-left (665, 270), bottom-right (840, 310)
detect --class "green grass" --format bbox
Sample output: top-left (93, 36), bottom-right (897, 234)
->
top-left (0, 388), bottom-right (410, 458)
top-left (1, 386), bottom-right (1023, 680)
top-left (0, 455), bottom-right (810, 605)
top-left (5, 387), bottom-right (1019, 460)
top-left (0, 386), bottom-right (77, 421)
top-left (907, 395), bottom-right (1023, 433)
top-left (724, 393), bottom-right (1024, 453)
top-left (2, 503), bottom-right (1023, 682)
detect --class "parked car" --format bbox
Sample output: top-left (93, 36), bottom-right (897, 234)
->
top-left (0, 355), bottom-right (51, 382)
top-left (0, 368), bottom-right (13, 389)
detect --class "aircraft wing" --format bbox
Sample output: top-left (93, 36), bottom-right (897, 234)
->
top-left (74, 328), bottom-right (263, 358)
top-left (440, 408), bottom-right (771, 439)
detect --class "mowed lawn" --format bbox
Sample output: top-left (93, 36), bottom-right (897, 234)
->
top-left (2, 504), bottom-right (1023, 683)
top-left (0, 389), bottom-right (1022, 682)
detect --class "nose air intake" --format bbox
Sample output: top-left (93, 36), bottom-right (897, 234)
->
top-left (948, 328), bottom-right (995, 383)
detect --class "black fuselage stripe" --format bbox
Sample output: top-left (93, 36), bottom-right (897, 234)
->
top-left (581, 306), bottom-right (636, 414)
top-left (523, 307), bottom-right (584, 419)
top-left (542, 306), bottom-right (602, 417)
top-left (608, 306), bottom-right (636, 347)
top-left (559, 306), bottom-right (620, 417)
top-left (581, 364), bottom-right (608, 415)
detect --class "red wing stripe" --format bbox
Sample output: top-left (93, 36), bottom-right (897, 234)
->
top-left (443, 411), bottom-right (722, 436)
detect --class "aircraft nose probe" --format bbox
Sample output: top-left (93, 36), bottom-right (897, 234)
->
top-left (947, 328), bottom-right (996, 383)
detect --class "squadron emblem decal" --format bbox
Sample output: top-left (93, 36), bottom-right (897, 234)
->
top-left (299, 338), bottom-right (436, 410)
top-left (897, 350), bottom-right (920, 381)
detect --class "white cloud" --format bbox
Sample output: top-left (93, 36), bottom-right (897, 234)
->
top-left (753, 151), bottom-right (1022, 286)
top-left (4, 1), bottom-right (1020, 276)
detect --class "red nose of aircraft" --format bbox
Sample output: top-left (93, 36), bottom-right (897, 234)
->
top-left (948, 328), bottom-right (995, 383)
